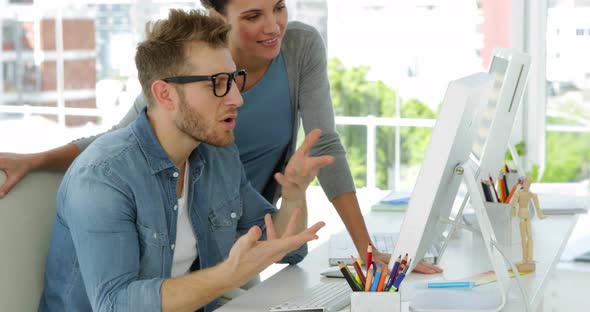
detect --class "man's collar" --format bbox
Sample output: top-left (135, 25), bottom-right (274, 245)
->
top-left (129, 108), bottom-right (178, 175)
top-left (129, 108), bottom-right (208, 176)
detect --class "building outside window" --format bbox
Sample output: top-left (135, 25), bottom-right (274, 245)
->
top-left (0, 0), bottom-right (197, 152)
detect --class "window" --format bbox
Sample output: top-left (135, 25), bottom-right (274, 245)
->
top-left (3, 0), bottom-right (585, 187)
top-left (0, 1), bottom-right (199, 153)
top-left (544, 1), bottom-right (590, 182)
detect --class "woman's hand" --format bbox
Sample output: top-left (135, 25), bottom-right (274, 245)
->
top-left (0, 153), bottom-right (36, 198)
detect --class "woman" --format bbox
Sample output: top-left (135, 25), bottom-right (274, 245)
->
top-left (0, 0), bottom-right (440, 273)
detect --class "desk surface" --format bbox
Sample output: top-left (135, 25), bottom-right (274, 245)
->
top-left (217, 188), bottom-right (579, 312)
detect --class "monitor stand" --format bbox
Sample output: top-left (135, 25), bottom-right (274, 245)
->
top-left (409, 158), bottom-right (517, 312)
top-left (436, 143), bottom-right (524, 264)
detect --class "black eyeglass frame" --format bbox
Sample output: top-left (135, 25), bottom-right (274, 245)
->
top-left (162, 69), bottom-right (247, 97)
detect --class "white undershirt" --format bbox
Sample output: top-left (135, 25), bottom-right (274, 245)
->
top-left (171, 162), bottom-right (198, 277)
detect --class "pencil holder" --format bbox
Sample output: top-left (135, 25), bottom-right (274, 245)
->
top-left (350, 291), bottom-right (401, 312)
top-left (484, 202), bottom-right (519, 246)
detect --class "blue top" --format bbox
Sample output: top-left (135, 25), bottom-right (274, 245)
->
top-left (235, 51), bottom-right (292, 193)
top-left (39, 109), bottom-right (306, 312)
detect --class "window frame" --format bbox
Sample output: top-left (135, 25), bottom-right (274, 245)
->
top-left (511, 0), bottom-right (548, 179)
top-left (0, 4), bottom-right (105, 125)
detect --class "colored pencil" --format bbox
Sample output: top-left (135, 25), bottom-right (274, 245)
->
top-left (377, 265), bottom-right (388, 291)
top-left (364, 262), bottom-right (375, 292)
top-left (351, 256), bottom-right (366, 286)
top-left (339, 261), bottom-right (361, 291)
top-left (366, 243), bottom-right (373, 271)
top-left (370, 264), bottom-right (383, 292)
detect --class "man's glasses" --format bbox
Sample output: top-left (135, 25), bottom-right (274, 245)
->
top-left (162, 69), bottom-right (247, 98)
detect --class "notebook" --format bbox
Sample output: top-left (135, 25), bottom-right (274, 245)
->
top-left (371, 191), bottom-right (410, 212)
top-left (574, 250), bottom-right (590, 263)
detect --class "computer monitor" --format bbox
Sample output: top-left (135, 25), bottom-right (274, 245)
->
top-left (392, 49), bottom-right (531, 272)
top-left (473, 48), bottom-right (531, 180)
top-left (389, 72), bottom-right (494, 272)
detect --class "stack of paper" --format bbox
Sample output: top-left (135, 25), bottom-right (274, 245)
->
top-left (538, 193), bottom-right (590, 215)
top-left (371, 191), bottom-right (410, 212)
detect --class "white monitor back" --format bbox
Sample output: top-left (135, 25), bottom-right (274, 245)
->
top-left (473, 48), bottom-right (531, 180)
top-left (0, 171), bottom-right (63, 311)
top-left (391, 72), bottom-right (494, 271)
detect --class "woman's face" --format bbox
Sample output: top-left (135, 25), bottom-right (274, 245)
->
top-left (223, 0), bottom-right (288, 62)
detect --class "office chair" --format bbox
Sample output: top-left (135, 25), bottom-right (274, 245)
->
top-left (0, 170), bottom-right (63, 311)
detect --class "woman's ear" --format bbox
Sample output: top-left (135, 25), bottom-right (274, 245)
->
top-left (208, 9), bottom-right (226, 21)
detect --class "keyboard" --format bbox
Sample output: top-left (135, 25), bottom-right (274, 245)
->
top-left (328, 232), bottom-right (398, 266)
top-left (328, 232), bottom-right (439, 266)
top-left (372, 233), bottom-right (397, 253)
top-left (269, 281), bottom-right (352, 312)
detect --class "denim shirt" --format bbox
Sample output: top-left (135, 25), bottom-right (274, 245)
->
top-left (39, 109), bottom-right (307, 312)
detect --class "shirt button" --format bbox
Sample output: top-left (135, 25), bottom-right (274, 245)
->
top-left (171, 244), bottom-right (175, 250)
top-left (172, 172), bottom-right (179, 178)
top-left (173, 204), bottom-right (178, 211)
top-left (230, 212), bottom-right (237, 219)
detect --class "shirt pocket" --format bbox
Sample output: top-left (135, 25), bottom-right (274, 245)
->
top-left (137, 224), bottom-right (169, 278)
top-left (208, 194), bottom-right (243, 258)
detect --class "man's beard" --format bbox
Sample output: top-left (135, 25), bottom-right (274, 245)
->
top-left (175, 88), bottom-right (234, 147)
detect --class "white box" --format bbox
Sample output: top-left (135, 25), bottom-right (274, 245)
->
top-left (350, 292), bottom-right (401, 312)
top-left (484, 202), bottom-right (519, 246)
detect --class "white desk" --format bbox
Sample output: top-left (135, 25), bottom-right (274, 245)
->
top-left (217, 194), bottom-right (578, 312)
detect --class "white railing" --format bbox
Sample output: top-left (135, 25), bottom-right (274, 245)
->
top-left (546, 124), bottom-right (590, 133)
top-left (1, 107), bottom-right (588, 188)
top-left (334, 115), bottom-right (435, 190)
top-left (334, 116), bottom-right (590, 190)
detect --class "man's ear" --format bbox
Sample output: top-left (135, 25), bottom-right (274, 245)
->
top-left (151, 80), bottom-right (177, 111)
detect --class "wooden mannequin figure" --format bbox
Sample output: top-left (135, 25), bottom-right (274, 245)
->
top-left (509, 176), bottom-right (546, 272)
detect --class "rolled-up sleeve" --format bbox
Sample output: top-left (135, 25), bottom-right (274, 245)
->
top-left (64, 165), bottom-right (163, 312)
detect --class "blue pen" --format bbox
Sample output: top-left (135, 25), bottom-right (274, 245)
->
top-left (392, 271), bottom-right (406, 291)
top-left (390, 257), bottom-right (411, 292)
top-left (384, 255), bottom-right (401, 291)
top-left (425, 281), bottom-right (475, 289)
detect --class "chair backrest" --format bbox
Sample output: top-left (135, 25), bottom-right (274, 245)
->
top-left (0, 171), bottom-right (63, 311)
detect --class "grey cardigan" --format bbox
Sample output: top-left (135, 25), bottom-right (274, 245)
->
top-left (74, 21), bottom-right (355, 204)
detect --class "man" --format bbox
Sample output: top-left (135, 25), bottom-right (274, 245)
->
top-left (39, 9), bottom-right (331, 312)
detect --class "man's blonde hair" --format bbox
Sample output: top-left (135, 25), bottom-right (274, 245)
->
top-left (135, 9), bottom-right (230, 106)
